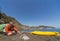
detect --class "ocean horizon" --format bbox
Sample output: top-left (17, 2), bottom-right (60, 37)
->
top-left (21, 28), bottom-right (60, 33)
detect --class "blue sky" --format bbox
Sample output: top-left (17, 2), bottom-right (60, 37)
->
top-left (0, 0), bottom-right (60, 28)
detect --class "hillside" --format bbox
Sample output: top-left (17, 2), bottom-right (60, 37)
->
top-left (0, 12), bottom-right (23, 29)
top-left (0, 12), bottom-right (56, 30)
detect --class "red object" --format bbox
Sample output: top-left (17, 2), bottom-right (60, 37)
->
top-left (5, 24), bottom-right (18, 34)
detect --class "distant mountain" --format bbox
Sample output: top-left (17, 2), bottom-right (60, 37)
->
top-left (28, 25), bottom-right (55, 30)
top-left (38, 25), bottom-right (55, 28)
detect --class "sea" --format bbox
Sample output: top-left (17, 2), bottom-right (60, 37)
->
top-left (21, 28), bottom-right (60, 33)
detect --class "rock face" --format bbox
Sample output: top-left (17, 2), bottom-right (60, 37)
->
top-left (0, 33), bottom-right (60, 41)
top-left (0, 13), bottom-right (23, 29)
